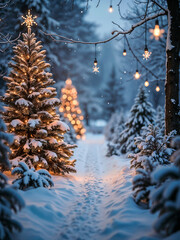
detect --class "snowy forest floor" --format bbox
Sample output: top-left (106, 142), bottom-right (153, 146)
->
top-left (12, 134), bottom-right (180, 240)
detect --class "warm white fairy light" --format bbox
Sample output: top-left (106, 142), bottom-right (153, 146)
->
top-left (149, 20), bottom-right (164, 40)
top-left (123, 49), bottom-right (127, 56)
top-left (134, 70), bottom-right (141, 79)
top-left (144, 80), bottom-right (149, 87)
top-left (93, 58), bottom-right (99, 73)
top-left (156, 83), bottom-right (160, 92)
top-left (109, 5), bottom-right (113, 13)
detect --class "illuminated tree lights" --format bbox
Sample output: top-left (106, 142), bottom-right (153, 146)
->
top-left (134, 69), bottom-right (141, 80)
top-left (60, 79), bottom-right (86, 139)
top-left (2, 11), bottom-right (76, 174)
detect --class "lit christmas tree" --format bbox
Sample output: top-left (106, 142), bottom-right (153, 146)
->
top-left (59, 78), bottom-right (86, 140)
top-left (2, 11), bottom-right (76, 174)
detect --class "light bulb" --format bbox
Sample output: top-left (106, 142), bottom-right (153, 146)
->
top-left (149, 20), bottom-right (165, 40)
top-left (143, 46), bottom-right (152, 60)
top-left (156, 84), bottom-right (160, 92)
top-left (134, 70), bottom-right (141, 79)
top-left (66, 78), bottom-right (72, 85)
top-left (109, 5), bottom-right (113, 13)
top-left (123, 49), bottom-right (127, 56)
top-left (144, 80), bottom-right (149, 87)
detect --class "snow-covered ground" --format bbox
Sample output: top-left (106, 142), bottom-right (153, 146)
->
top-left (12, 134), bottom-right (180, 240)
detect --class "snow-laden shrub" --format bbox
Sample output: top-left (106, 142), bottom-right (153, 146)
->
top-left (155, 106), bottom-right (165, 135)
top-left (12, 162), bottom-right (54, 190)
top-left (0, 172), bottom-right (25, 240)
top-left (132, 158), bottom-right (155, 205)
top-left (129, 124), bottom-right (175, 205)
top-left (130, 125), bottom-right (175, 170)
top-left (150, 136), bottom-right (180, 235)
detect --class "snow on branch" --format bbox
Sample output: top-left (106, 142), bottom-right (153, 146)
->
top-left (42, 11), bottom-right (166, 45)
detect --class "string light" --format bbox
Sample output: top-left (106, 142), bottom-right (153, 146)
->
top-left (108, 0), bottom-right (113, 13)
top-left (134, 70), bottom-right (141, 79)
top-left (123, 36), bottom-right (127, 56)
top-left (134, 61), bottom-right (141, 79)
top-left (93, 44), bottom-right (99, 73)
top-left (149, 19), bottom-right (165, 40)
top-left (156, 82), bottom-right (160, 92)
top-left (144, 70), bottom-right (149, 87)
top-left (143, 21), bottom-right (151, 60)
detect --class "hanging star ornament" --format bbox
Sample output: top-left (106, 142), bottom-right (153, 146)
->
top-left (21, 10), bottom-right (37, 30)
top-left (93, 66), bottom-right (99, 73)
top-left (143, 50), bottom-right (152, 60)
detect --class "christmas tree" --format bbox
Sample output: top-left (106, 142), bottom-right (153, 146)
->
top-left (155, 105), bottom-right (165, 135)
top-left (59, 78), bottom-right (86, 140)
top-left (2, 11), bottom-right (76, 174)
top-left (118, 85), bottom-right (155, 153)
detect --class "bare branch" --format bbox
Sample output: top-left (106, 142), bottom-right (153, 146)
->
top-left (151, 0), bottom-right (168, 12)
top-left (42, 11), bottom-right (166, 45)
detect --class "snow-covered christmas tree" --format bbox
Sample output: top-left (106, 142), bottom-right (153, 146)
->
top-left (59, 78), bottom-right (86, 140)
top-left (2, 11), bottom-right (76, 174)
top-left (118, 85), bottom-right (155, 154)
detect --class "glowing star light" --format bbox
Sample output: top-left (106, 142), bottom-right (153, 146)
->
top-left (143, 46), bottom-right (152, 60)
top-left (149, 20), bottom-right (165, 40)
top-left (93, 58), bottom-right (99, 73)
top-left (22, 10), bottom-right (37, 31)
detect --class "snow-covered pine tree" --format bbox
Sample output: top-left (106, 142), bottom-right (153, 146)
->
top-left (104, 112), bottom-right (119, 141)
top-left (118, 85), bottom-right (155, 153)
top-left (59, 78), bottom-right (86, 140)
top-left (0, 102), bottom-right (25, 240)
top-left (155, 105), bottom-right (165, 135)
top-left (2, 12), bottom-right (76, 174)
top-left (101, 67), bottom-right (126, 121)
top-left (150, 136), bottom-right (180, 235)
top-left (130, 124), bottom-right (175, 205)
top-left (106, 113), bottom-right (125, 156)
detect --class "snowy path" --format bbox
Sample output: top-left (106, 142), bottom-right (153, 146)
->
top-left (57, 136), bottom-right (108, 239)
top-left (14, 134), bottom-right (178, 240)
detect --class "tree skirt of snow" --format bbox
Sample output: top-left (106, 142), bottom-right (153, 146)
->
top-left (10, 134), bottom-right (180, 240)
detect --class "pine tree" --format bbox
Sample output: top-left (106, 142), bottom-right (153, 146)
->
top-left (59, 78), bottom-right (86, 140)
top-left (0, 102), bottom-right (25, 240)
top-left (104, 112), bottom-right (119, 141)
top-left (2, 12), bottom-right (76, 174)
top-left (129, 124), bottom-right (175, 205)
top-left (118, 85), bottom-right (155, 153)
top-left (150, 136), bottom-right (180, 235)
top-left (102, 67), bottom-right (126, 121)
top-left (106, 113), bottom-right (125, 156)
top-left (155, 105), bottom-right (165, 135)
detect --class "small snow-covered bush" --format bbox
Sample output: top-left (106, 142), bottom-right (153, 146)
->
top-left (150, 136), bottom-right (180, 236)
top-left (0, 172), bottom-right (25, 240)
top-left (104, 112), bottom-right (119, 141)
top-left (12, 162), bottom-right (54, 190)
top-left (130, 124), bottom-right (175, 205)
top-left (106, 113), bottom-right (125, 157)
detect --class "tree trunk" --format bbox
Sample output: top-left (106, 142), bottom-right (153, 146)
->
top-left (165, 0), bottom-right (180, 135)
